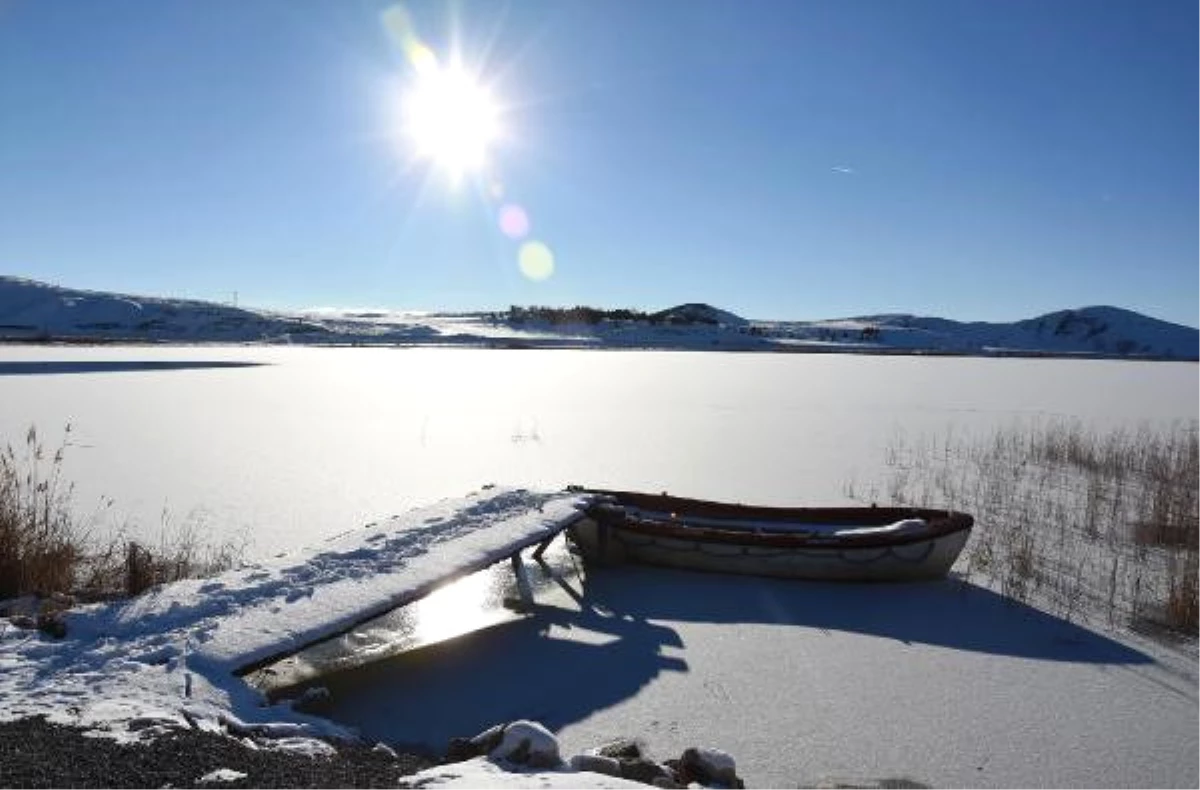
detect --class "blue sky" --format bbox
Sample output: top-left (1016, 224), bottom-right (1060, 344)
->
top-left (1, 0), bottom-right (1196, 325)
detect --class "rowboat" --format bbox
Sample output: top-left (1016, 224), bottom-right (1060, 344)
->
top-left (566, 489), bottom-right (974, 581)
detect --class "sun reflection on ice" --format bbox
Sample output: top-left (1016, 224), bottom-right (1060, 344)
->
top-left (409, 566), bottom-right (510, 646)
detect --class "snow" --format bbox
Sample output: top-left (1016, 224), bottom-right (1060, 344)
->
top-left (0, 476), bottom-right (1195, 787)
top-left (197, 768), bottom-right (249, 783)
top-left (0, 345), bottom-right (1194, 560)
top-left (832, 518), bottom-right (926, 537)
top-left (112, 487), bottom-right (590, 674)
top-left (312, 561), bottom-right (1197, 788)
top-left (490, 720), bottom-right (562, 767)
top-left (2, 275), bottom-right (1195, 358)
top-left (0, 340), bottom-right (1195, 786)
top-left (0, 488), bottom-right (592, 743)
top-left (397, 756), bottom-right (648, 789)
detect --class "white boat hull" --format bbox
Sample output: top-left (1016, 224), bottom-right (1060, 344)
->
top-left (569, 517), bottom-right (971, 582)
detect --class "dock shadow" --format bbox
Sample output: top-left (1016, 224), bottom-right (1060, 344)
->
top-left (316, 602), bottom-right (686, 752)
top-left (579, 564), bottom-right (1152, 666)
top-left (0, 360), bottom-right (268, 376)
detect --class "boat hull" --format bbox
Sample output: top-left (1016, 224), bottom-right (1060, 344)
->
top-left (567, 490), bottom-right (974, 582)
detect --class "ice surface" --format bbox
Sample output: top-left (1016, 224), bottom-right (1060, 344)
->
top-left (316, 562), bottom-right (1198, 788)
top-left (0, 344), bottom-right (1196, 786)
top-left (0, 345), bottom-right (1194, 558)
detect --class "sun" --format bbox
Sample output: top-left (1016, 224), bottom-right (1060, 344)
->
top-left (402, 63), bottom-right (500, 178)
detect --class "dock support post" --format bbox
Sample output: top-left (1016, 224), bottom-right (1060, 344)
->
top-left (532, 534), bottom-right (555, 562)
top-left (510, 553), bottom-right (534, 610)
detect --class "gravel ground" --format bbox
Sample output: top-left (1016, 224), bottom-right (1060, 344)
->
top-left (0, 717), bottom-right (435, 788)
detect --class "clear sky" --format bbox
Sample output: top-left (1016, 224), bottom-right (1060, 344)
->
top-left (1, 0), bottom-right (1196, 325)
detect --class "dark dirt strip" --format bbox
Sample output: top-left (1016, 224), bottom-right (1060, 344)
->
top-left (0, 716), bottom-right (434, 789)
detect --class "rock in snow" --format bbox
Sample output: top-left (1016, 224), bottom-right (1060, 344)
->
top-left (680, 746), bottom-right (740, 787)
top-left (490, 720), bottom-right (563, 769)
top-left (443, 721), bottom-right (744, 788)
top-left (569, 753), bottom-right (624, 777)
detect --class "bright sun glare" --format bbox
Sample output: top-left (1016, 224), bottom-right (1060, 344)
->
top-left (403, 64), bottom-right (500, 177)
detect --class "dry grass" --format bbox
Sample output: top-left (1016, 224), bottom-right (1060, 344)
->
top-left (851, 419), bottom-right (1199, 638)
top-left (0, 426), bottom-right (81, 599)
top-left (0, 424), bottom-right (242, 604)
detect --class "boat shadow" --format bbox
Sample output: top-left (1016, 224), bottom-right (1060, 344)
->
top-left (0, 360), bottom-right (267, 376)
top-left (581, 563), bottom-right (1153, 666)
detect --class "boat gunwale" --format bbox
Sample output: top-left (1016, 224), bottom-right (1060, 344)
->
top-left (578, 488), bottom-right (974, 551)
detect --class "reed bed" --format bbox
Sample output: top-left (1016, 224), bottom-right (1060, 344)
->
top-left (851, 420), bottom-right (1199, 637)
top-left (0, 424), bottom-right (241, 604)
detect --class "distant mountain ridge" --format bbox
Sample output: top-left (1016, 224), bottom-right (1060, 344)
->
top-left (772, 305), bottom-right (1197, 359)
top-left (0, 275), bottom-right (1195, 359)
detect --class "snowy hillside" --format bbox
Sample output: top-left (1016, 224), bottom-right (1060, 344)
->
top-left (0, 276), bottom-right (328, 342)
top-left (760, 307), bottom-right (1199, 359)
top-left (0, 276), bottom-right (1195, 359)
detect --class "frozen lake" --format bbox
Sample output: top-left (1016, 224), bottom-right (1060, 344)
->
top-left (0, 345), bottom-right (1195, 556)
top-left (2, 345), bottom-right (1196, 787)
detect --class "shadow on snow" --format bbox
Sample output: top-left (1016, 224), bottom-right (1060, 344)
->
top-left (581, 564), bottom-right (1151, 665)
top-left (311, 560), bottom-right (1151, 752)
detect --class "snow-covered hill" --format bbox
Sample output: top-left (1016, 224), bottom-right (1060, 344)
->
top-left (0, 276), bottom-right (328, 342)
top-left (650, 303), bottom-right (749, 327)
top-left (0, 276), bottom-right (1195, 359)
top-left (760, 307), bottom-right (1198, 359)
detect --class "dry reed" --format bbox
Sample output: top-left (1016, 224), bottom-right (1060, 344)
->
top-left (853, 419), bottom-right (1199, 637)
top-left (0, 424), bottom-right (241, 604)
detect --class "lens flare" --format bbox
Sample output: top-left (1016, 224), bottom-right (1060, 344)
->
top-left (518, 241), bottom-right (555, 281)
top-left (409, 43), bottom-right (438, 75)
top-left (498, 204), bottom-right (530, 239)
top-left (382, 6), bottom-right (437, 73)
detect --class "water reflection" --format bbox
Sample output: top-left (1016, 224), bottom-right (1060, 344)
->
top-left (411, 567), bottom-right (505, 645)
top-left (249, 535), bottom-right (583, 695)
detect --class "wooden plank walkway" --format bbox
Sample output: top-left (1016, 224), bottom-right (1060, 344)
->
top-left (106, 488), bottom-right (596, 677)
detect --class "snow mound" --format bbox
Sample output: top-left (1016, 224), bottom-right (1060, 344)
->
top-left (490, 720), bottom-right (562, 768)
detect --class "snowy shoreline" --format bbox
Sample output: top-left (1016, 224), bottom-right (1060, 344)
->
top-left (4, 335), bottom-right (1195, 362)
top-left (0, 487), bottom-right (753, 789)
top-left (4, 508), bottom-right (1194, 787)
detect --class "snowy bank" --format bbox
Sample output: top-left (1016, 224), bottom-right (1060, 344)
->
top-left (0, 488), bottom-right (592, 745)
